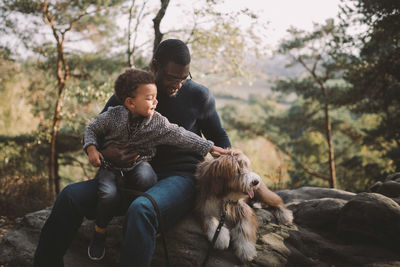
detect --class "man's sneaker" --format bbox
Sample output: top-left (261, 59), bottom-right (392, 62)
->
top-left (88, 231), bottom-right (106, 260)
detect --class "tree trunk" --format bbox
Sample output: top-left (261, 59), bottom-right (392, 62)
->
top-left (127, 0), bottom-right (136, 67)
top-left (42, 0), bottom-right (93, 198)
top-left (48, 38), bottom-right (68, 199)
top-left (324, 104), bottom-right (337, 188)
top-left (152, 0), bottom-right (170, 56)
top-left (300, 58), bottom-right (337, 188)
top-left (48, 91), bottom-right (63, 199)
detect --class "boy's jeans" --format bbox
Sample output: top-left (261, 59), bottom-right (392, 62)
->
top-left (33, 174), bottom-right (196, 267)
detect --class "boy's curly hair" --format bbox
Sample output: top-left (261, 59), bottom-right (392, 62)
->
top-left (114, 68), bottom-right (155, 103)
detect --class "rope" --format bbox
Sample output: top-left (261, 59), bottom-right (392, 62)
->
top-left (201, 202), bottom-right (227, 267)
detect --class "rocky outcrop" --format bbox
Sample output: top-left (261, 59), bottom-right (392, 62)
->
top-left (1, 183), bottom-right (400, 267)
top-left (369, 172), bottom-right (400, 204)
top-left (337, 193), bottom-right (400, 248)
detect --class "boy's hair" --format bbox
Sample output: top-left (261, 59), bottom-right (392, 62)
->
top-left (114, 68), bottom-right (155, 103)
top-left (153, 39), bottom-right (191, 68)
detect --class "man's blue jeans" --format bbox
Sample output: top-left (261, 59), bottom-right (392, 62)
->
top-left (33, 174), bottom-right (196, 267)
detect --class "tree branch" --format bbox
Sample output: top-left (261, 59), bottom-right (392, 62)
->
top-left (298, 56), bottom-right (328, 96)
top-left (152, 0), bottom-right (170, 55)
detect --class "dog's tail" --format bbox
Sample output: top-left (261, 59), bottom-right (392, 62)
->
top-left (273, 204), bottom-right (293, 224)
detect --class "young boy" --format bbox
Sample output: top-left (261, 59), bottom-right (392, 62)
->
top-left (84, 68), bottom-right (226, 260)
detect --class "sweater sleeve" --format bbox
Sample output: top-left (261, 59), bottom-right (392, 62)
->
top-left (154, 114), bottom-right (214, 156)
top-left (197, 89), bottom-right (231, 148)
top-left (83, 110), bottom-right (113, 152)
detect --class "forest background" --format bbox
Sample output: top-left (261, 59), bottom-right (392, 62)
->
top-left (0, 0), bottom-right (399, 217)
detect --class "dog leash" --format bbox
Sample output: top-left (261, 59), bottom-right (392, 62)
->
top-left (200, 202), bottom-right (228, 267)
top-left (119, 187), bottom-right (170, 267)
top-left (100, 160), bottom-right (170, 267)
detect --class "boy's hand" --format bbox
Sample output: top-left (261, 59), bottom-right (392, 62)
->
top-left (87, 145), bottom-right (104, 167)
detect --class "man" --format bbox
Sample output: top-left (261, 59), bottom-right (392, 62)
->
top-left (34, 39), bottom-right (231, 267)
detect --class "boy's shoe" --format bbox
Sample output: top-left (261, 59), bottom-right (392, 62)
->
top-left (88, 231), bottom-right (106, 260)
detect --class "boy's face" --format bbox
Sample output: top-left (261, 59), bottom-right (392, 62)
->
top-left (125, 83), bottom-right (158, 117)
top-left (155, 61), bottom-right (190, 97)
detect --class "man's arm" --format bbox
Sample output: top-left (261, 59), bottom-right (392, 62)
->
top-left (197, 93), bottom-right (231, 148)
top-left (100, 94), bottom-right (121, 114)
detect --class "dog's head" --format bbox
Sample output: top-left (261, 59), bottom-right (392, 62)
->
top-left (196, 149), bottom-right (261, 200)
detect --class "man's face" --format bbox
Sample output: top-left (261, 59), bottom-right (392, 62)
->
top-left (155, 61), bottom-right (190, 97)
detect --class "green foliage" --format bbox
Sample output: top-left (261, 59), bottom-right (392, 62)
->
top-left (270, 21), bottom-right (348, 188)
top-left (219, 103), bottom-right (290, 189)
top-left (339, 0), bottom-right (400, 171)
top-left (0, 134), bottom-right (51, 216)
top-left (0, 134), bottom-right (46, 176)
top-left (219, 14), bottom-right (397, 191)
top-left (163, 0), bottom-right (268, 87)
top-left (220, 92), bottom-right (392, 192)
top-left (0, 49), bottom-right (40, 135)
top-left (22, 51), bottom-right (129, 186)
top-left (1, 0), bottom-right (398, 219)
top-left (0, 130), bottom-right (94, 216)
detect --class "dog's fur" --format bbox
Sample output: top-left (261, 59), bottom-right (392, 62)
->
top-left (195, 149), bottom-right (293, 262)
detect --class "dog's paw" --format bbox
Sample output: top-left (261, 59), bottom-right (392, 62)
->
top-left (275, 205), bottom-right (294, 224)
top-left (214, 226), bottom-right (230, 250)
top-left (235, 240), bottom-right (257, 262)
top-left (206, 217), bottom-right (219, 241)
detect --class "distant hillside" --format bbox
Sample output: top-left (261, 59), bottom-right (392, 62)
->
top-left (199, 54), bottom-right (304, 106)
top-left (261, 54), bottom-right (305, 78)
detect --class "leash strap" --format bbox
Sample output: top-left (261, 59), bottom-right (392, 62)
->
top-left (99, 160), bottom-right (170, 265)
top-left (201, 203), bottom-right (227, 267)
top-left (118, 187), bottom-right (170, 267)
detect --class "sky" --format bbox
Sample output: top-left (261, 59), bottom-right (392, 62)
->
top-left (164, 0), bottom-right (342, 48)
top-left (247, 0), bottom-right (341, 45)
top-left (1, 0), bottom-right (343, 58)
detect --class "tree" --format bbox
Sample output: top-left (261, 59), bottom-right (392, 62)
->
top-left (152, 0), bottom-right (170, 54)
top-left (271, 20), bottom-right (353, 188)
top-left (182, 2), bottom-right (268, 87)
top-left (127, 0), bottom-right (150, 67)
top-left (217, 8), bottom-right (397, 191)
top-left (0, 0), bottom-right (271, 197)
top-left (1, 0), bottom-right (121, 198)
top-left (122, 0), bottom-right (268, 84)
top-left (339, 0), bottom-right (400, 172)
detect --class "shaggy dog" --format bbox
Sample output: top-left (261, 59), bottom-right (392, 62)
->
top-left (196, 149), bottom-right (293, 262)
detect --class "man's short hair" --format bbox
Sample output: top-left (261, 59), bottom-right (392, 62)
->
top-left (114, 68), bottom-right (155, 103)
top-left (153, 39), bottom-right (191, 68)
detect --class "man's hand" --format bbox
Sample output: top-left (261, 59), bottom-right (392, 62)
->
top-left (100, 143), bottom-right (140, 168)
top-left (210, 146), bottom-right (230, 157)
top-left (87, 145), bottom-right (103, 167)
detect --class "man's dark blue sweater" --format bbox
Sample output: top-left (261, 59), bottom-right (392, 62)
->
top-left (102, 79), bottom-right (231, 178)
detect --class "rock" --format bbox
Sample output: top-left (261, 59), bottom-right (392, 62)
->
top-left (277, 186), bottom-right (356, 203)
top-left (370, 180), bottom-right (400, 198)
top-left (1, 187), bottom-right (400, 267)
top-left (385, 172), bottom-right (400, 183)
top-left (288, 198), bottom-right (347, 230)
top-left (337, 192), bottom-right (400, 249)
top-left (369, 172), bottom-right (400, 202)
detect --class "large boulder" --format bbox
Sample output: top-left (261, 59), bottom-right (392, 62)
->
top-left (1, 186), bottom-right (400, 267)
top-left (337, 192), bottom-right (400, 249)
top-left (288, 198), bottom-right (347, 230)
top-left (0, 208), bottom-right (291, 267)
